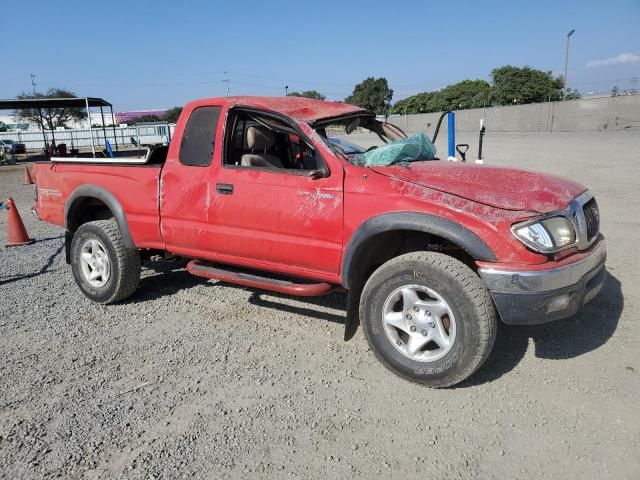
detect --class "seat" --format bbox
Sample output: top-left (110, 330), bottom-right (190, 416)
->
top-left (241, 126), bottom-right (283, 168)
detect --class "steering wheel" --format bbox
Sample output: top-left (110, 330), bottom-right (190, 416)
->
top-left (366, 146), bottom-right (378, 152)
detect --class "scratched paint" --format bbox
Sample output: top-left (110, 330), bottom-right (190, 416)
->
top-left (386, 178), bottom-right (529, 224)
top-left (342, 167), bottom-right (550, 265)
top-left (295, 188), bottom-right (342, 226)
top-left (372, 162), bottom-right (584, 213)
top-left (206, 96), bottom-right (365, 123)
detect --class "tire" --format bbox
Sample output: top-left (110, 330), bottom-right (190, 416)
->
top-left (360, 252), bottom-right (496, 388)
top-left (70, 220), bottom-right (141, 304)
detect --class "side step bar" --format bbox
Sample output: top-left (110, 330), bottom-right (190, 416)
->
top-left (186, 260), bottom-right (337, 297)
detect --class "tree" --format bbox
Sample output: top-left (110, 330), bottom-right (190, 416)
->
top-left (16, 88), bottom-right (87, 130)
top-left (391, 64), bottom-right (579, 114)
top-left (163, 106), bottom-right (183, 123)
top-left (611, 86), bottom-right (620, 97)
top-left (429, 80), bottom-right (490, 111)
top-left (391, 92), bottom-right (437, 115)
top-left (345, 77), bottom-right (393, 115)
top-left (391, 80), bottom-right (489, 115)
top-left (288, 90), bottom-right (326, 100)
top-left (490, 66), bottom-right (564, 105)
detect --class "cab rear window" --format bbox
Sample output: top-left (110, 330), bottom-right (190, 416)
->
top-left (179, 107), bottom-right (221, 166)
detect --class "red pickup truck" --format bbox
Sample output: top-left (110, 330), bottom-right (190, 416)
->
top-left (33, 96), bottom-right (606, 387)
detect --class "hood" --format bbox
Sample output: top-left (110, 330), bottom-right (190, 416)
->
top-left (371, 161), bottom-right (586, 213)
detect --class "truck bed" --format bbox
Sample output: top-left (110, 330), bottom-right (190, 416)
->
top-left (34, 161), bottom-right (164, 249)
top-left (50, 146), bottom-right (168, 165)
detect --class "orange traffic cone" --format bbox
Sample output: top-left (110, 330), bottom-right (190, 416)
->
top-left (23, 166), bottom-right (34, 185)
top-left (4, 198), bottom-right (34, 247)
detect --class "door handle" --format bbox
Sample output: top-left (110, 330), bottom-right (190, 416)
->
top-left (216, 183), bottom-right (234, 195)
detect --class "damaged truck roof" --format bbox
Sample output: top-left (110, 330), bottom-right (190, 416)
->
top-left (186, 96), bottom-right (369, 123)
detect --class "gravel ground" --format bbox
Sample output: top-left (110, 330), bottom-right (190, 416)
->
top-left (1, 131), bottom-right (639, 479)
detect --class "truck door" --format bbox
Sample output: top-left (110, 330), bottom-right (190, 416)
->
top-left (212, 110), bottom-right (344, 280)
top-left (161, 105), bottom-right (343, 281)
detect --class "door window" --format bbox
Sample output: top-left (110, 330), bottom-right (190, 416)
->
top-left (224, 111), bottom-right (325, 173)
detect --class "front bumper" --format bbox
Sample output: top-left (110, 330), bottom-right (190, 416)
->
top-left (478, 238), bottom-right (606, 325)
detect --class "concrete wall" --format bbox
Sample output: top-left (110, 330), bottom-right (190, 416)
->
top-left (389, 95), bottom-right (640, 134)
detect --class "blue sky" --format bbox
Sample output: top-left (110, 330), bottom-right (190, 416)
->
top-left (3, 0), bottom-right (639, 111)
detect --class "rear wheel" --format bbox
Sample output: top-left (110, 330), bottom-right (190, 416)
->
top-left (71, 220), bottom-right (141, 304)
top-left (360, 252), bottom-right (497, 387)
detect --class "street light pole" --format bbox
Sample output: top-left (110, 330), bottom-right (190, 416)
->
top-left (285, 85), bottom-right (289, 96)
top-left (563, 29), bottom-right (575, 99)
top-left (223, 71), bottom-right (230, 98)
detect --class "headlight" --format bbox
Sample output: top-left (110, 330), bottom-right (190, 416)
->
top-left (513, 216), bottom-right (576, 253)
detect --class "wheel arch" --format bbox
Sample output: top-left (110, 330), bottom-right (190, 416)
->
top-left (341, 212), bottom-right (497, 341)
top-left (64, 185), bottom-right (135, 249)
top-left (342, 212), bottom-right (497, 290)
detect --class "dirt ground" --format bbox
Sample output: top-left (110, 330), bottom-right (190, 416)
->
top-left (1, 131), bottom-right (638, 479)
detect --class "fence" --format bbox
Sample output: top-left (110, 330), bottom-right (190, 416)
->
top-left (0, 124), bottom-right (176, 152)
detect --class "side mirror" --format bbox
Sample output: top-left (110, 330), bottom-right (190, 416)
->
top-left (308, 167), bottom-right (328, 179)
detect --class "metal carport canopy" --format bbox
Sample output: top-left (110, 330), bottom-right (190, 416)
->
top-left (0, 97), bottom-right (117, 157)
top-left (0, 97), bottom-right (111, 110)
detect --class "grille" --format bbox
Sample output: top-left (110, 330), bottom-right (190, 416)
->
top-left (583, 197), bottom-right (600, 241)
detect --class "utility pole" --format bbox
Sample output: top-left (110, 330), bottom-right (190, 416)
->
top-left (30, 73), bottom-right (37, 95)
top-left (223, 71), bottom-right (230, 98)
top-left (563, 29), bottom-right (575, 99)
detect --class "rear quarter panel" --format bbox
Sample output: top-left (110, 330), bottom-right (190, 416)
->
top-left (34, 162), bottom-right (163, 248)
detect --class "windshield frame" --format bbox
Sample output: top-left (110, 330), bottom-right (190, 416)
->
top-left (313, 113), bottom-right (408, 164)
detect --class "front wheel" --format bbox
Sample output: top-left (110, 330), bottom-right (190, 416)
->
top-left (360, 252), bottom-right (497, 387)
top-left (70, 220), bottom-right (141, 304)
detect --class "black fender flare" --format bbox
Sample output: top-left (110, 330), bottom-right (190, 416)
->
top-left (342, 212), bottom-right (497, 289)
top-left (341, 212), bottom-right (497, 340)
top-left (64, 184), bottom-right (135, 249)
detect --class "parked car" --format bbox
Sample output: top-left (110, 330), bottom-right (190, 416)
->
top-left (32, 96), bottom-right (605, 387)
top-left (0, 139), bottom-right (27, 154)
